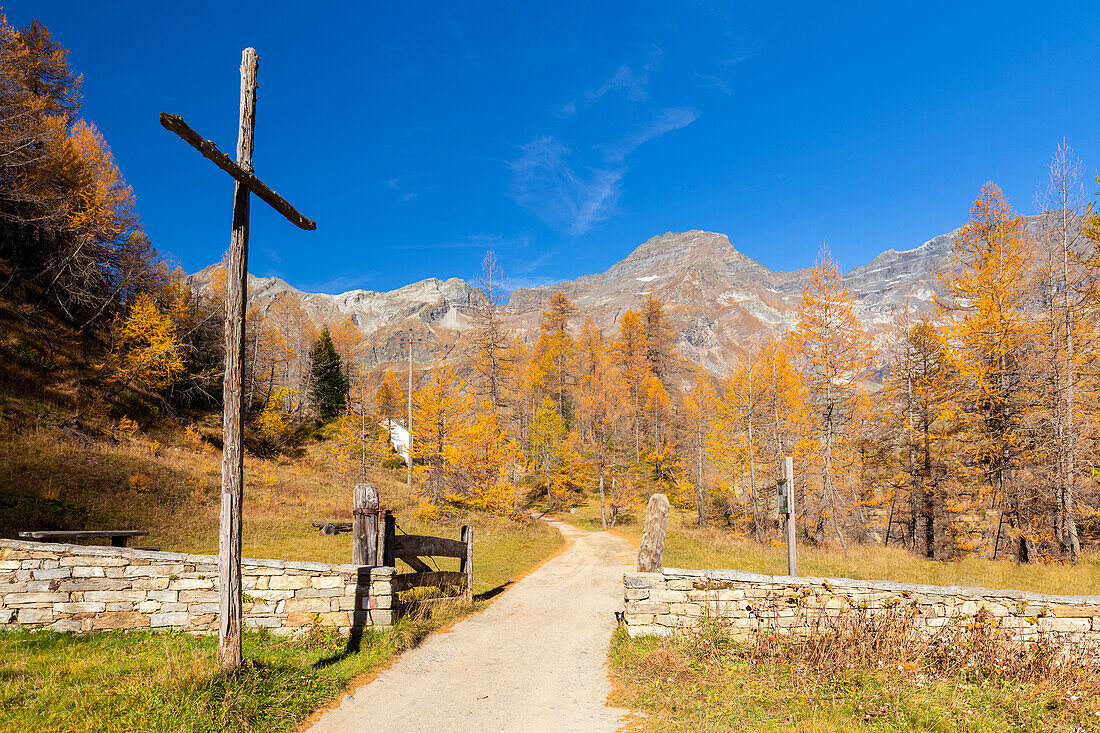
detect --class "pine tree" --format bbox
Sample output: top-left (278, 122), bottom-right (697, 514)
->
top-left (308, 327), bottom-right (349, 420)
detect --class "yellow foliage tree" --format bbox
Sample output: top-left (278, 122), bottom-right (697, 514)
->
top-left (937, 183), bottom-right (1040, 560)
top-left (103, 292), bottom-right (186, 394)
top-left (412, 362), bottom-right (472, 504)
top-left (789, 247), bottom-right (872, 548)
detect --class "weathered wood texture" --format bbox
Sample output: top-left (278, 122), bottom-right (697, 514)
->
top-left (637, 493), bottom-right (670, 572)
top-left (401, 555), bottom-right (433, 573)
top-left (380, 513), bottom-right (396, 566)
top-left (390, 570), bottom-right (468, 594)
top-left (159, 113), bottom-right (316, 231)
top-left (18, 530), bottom-right (148, 548)
top-left (392, 534), bottom-right (467, 559)
top-left (783, 456), bottom-right (797, 576)
top-left (352, 484), bottom-right (379, 566)
top-left (218, 47), bottom-right (257, 670)
top-left (460, 525), bottom-right (473, 601)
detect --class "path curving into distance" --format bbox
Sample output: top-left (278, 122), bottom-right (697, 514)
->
top-left (305, 517), bottom-right (634, 733)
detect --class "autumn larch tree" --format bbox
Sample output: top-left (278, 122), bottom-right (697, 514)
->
top-left (533, 290), bottom-right (576, 420)
top-left (412, 362), bottom-right (472, 504)
top-left (886, 318), bottom-right (953, 558)
top-left (612, 308), bottom-right (650, 462)
top-left (529, 396), bottom-right (566, 509)
top-left (682, 368), bottom-right (715, 528)
top-left (789, 247), bottom-right (872, 548)
top-left (1035, 142), bottom-right (1092, 558)
top-left (470, 250), bottom-right (514, 413)
top-left (937, 183), bottom-right (1039, 561)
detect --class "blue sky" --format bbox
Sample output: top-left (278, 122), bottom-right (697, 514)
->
top-left (14, 2), bottom-right (1100, 293)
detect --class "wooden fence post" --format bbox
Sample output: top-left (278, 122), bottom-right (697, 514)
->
top-left (783, 457), bottom-right (797, 576)
top-left (460, 525), bottom-right (473, 601)
top-left (381, 512), bottom-right (396, 567)
top-left (353, 484), bottom-right (378, 566)
top-left (637, 493), bottom-right (670, 572)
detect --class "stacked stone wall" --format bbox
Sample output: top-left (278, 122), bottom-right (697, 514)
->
top-left (623, 567), bottom-right (1100, 645)
top-left (0, 539), bottom-right (394, 636)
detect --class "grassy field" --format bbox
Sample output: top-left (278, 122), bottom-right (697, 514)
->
top-left (557, 502), bottom-right (1100, 596)
top-left (608, 627), bottom-right (1100, 732)
top-left (0, 407), bottom-right (563, 731)
top-left (0, 421), bottom-right (562, 597)
top-left (0, 605), bottom-right (469, 733)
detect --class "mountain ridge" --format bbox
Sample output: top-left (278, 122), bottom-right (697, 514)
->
top-left (188, 216), bottom-right (1048, 369)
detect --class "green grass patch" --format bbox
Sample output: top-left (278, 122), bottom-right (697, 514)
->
top-left (0, 605), bottom-right (476, 733)
top-left (608, 627), bottom-right (1100, 732)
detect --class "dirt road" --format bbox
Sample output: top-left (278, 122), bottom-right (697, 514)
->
top-left (305, 517), bottom-right (634, 733)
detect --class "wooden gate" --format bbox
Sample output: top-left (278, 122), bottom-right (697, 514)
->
top-left (386, 521), bottom-right (473, 603)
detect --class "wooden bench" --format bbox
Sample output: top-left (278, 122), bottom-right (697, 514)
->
top-left (18, 530), bottom-right (149, 548)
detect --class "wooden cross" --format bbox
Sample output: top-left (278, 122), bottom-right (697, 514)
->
top-left (161, 47), bottom-right (316, 669)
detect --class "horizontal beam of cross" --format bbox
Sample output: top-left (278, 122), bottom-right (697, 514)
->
top-left (160, 113), bottom-right (316, 231)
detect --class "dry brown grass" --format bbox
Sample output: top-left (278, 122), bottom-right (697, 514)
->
top-left (611, 605), bottom-right (1100, 732)
top-left (0, 417), bottom-right (561, 596)
top-left (561, 502), bottom-right (1100, 596)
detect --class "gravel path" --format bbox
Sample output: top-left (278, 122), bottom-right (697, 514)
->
top-left (305, 517), bottom-right (634, 733)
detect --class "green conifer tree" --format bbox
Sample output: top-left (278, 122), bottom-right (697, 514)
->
top-left (308, 328), bottom-right (349, 420)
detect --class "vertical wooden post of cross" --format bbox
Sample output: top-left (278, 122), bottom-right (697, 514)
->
top-left (161, 47), bottom-right (315, 670)
top-left (216, 48), bottom-right (257, 670)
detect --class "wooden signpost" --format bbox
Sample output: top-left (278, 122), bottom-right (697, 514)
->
top-left (161, 48), bottom-right (316, 669)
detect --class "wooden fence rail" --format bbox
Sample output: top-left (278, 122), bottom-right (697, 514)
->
top-left (384, 522), bottom-right (473, 603)
top-left (321, 484), bottom-right (474, 609)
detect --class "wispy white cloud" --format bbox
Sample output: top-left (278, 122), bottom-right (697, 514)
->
top-left (585, 64), bottom-right (649, 103)
top-left (509, 108), bottom-right (699, 235)
top-left (508, 136), bottom-right (623, 236)
top-left (693, 68), bottom-right (732, 95)
top-left (597, 107), bottom-right (699, 164)
top-left (554, 101), bottom-right (577, 119)
top-left (385, 177), bottom-right (436, 203)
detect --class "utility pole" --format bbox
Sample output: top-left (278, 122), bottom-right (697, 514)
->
top-left (400, 329), bottom-right (421, 487)
top-left (778, 456), bottom-right (797, 576)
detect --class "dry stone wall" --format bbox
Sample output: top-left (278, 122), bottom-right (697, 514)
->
top-left (624, 567), bottom-right (1100, 645)
top-left (0, 539), bottom-right (394, 635)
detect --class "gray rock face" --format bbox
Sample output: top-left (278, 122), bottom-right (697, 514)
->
top-left (188, 215), bottom-right (1057, 369)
